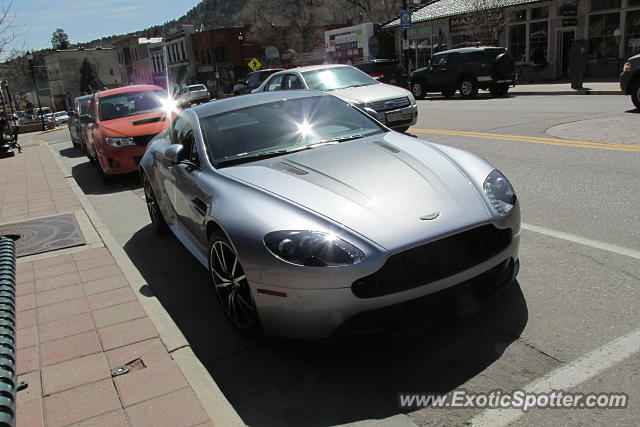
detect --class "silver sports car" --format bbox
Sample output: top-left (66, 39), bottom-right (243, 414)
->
top-left (140, 91), bottom-right (520, 339)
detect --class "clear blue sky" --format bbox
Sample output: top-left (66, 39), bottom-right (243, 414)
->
top-left (8, 0), bottom-right (200, 53)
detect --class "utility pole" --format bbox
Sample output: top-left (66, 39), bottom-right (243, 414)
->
top-left (26, 51), bottom-right (46, 132)
top-left (403, 0), bottom-right (409, 75)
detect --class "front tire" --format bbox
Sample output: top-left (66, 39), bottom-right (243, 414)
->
top-left (143, 174), bottom-right (168, 232)
top-left (208, 232), bottom-right (261, 335)
top-left (631, 80), bottom-right (640, 110)
top-left (490, 84), bottom-right (510, 98)
top-left (459, 78), bottom-right (479, 99)
top-left (411, 81), bottom-right (426, 99)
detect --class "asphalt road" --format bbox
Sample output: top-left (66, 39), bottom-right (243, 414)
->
top-left (37, 93), bottom-right (639, 427)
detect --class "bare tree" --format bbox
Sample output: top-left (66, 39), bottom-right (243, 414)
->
top-left (450, 0), bottom-right (506, 47)
top-left (343, 0), bottom-right (404, 23)
top-left (0, 1), bottom-right (19, 58)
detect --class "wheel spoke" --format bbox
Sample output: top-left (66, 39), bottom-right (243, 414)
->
top-left (233, 274), bottom-right (246, 284)
top-left (214, 244), bottom-right (226, 274)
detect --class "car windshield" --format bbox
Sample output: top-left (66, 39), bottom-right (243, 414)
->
top-left (190, 85), bottom-right (206, 92)
top-left (301, 67), bottom-right (377, 91)
top-left (55, 112), bottom-right (66, 117)
top-left (200, 95), bottom-right (385, 166)
top-left (98, 89), bottom-right (166, 121)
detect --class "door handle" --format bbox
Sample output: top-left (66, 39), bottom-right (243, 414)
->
top-left (192, 197), bottom-right (207, 216)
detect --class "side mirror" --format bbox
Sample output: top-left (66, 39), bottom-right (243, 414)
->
top-left (164, 144), bottom-right (184, 163)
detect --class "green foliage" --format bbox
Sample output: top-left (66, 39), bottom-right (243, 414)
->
top-left (51, 28), bottom-right (70, 50)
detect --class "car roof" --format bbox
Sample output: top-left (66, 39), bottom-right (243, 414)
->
top-left (188, 84), bottom-right (206, 87)
top-left (435, 46), bottom-right (506, 55)
top-left (355, 59), bottom-right (398, 64)
top-left (74, 95), bottom-right (93, 102)
top-left (250, 68), bottom-right (285, 74)
top-left (97, 85), bottom-right (165, 98)
top-left (191, 90), bottom-right (330, 118)
top-left (282, 64), bottom-right (352, 73)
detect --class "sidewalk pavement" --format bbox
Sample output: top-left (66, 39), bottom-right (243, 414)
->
top-left (1, 145), bottom-right (237, 426)
top-left (511, 81), bottom-right (622, 95)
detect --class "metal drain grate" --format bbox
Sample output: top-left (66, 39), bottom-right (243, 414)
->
top-left (0, 213), bottom-right (85, 258)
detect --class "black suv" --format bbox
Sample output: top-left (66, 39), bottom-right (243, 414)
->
top-left (353, 59), bottom-right (408, 88)
top-left (408, 47), bottom-right (515, 99)
top-left (620, 53), bottom-right (640, 109)
top-left (233, 69), bottom-right (284, 95)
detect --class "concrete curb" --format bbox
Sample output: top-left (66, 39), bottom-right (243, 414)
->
top-left (45, 143), bottom-right (245, 427)
top-left (512, 90), bottom-right (623, 96)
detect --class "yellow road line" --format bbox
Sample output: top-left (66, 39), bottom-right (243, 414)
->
top-left (37, 139), bottom-right (48, 145)
top-left (410, 128), bottom-right (640, 152)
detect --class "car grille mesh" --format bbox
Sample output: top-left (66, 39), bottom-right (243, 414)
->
top-left (132, 134), bottom-right (158, 146)
top-left (352, 225), bottom-right (512, 298)
top-left (368, 97), bottom-right (410, 112)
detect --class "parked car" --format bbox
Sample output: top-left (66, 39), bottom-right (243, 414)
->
top-left (252, 64), bottom-right (417, 132)
top-left (53, 111), bottom-right (69, 125)
top-left (43, 113), bottom-right (55, 124)
top-left (408, 46), bottom-right (516, 99)
top-left (83, 85), bottom-right (172, 179)
top-left (175, 84), bottom-right (211, 107)
top-left (353, 59), bottom-right (408, 87)
top-left (140, 90), bottom-right (520, 339)
top-left (233, 69), bottom-right (284, 95)
top-left (68, 95), bottom-right (93, 150)
top-left (620, 53), bottom-right (640, 109)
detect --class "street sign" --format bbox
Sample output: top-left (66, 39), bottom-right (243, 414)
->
top-left (248, 57), bottom-right (262, 72)
top-left (400, 9), bottom-right (412, 30)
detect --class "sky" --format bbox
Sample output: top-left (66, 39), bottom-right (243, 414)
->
top-left (6, 0), bottom-right (201, 54)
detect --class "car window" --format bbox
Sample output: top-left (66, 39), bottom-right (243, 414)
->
top-left (98, 89), bottom-right (166, 121)
top-left (283, 74), bottom-right (304, 89)
top-left (199, 95), bottom-right (384, 165)
top-left (431, 54), bottom-right (448, 67)
top-left (79, 99), bottom-right (90, 115)
top-left (246, 72), bottom-right (260, 86)
top-left (172, 113), bottom-right (195, 156)
top-left (301, 67), bottom-right (377, 91)
top-left (464, 51), bottom-right (484, 62)
top-left (266, 74), bottom-right (284, 91)
top-left (189, 85), bottom-right (206, 92)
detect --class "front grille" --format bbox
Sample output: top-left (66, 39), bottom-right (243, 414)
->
top-left (369, 97), bottom-right (410, 112)
top-left (352, 225), bottom-right (512, 298)
top-left (132, 134), bottom-right (158, 146)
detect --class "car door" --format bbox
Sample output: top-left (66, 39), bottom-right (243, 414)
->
top-left (170, 113), bottom-right (209, 247)
top-left (429, 53), bottom-right (450, 90)
top-left (85, 96), bottom-right (99, 159)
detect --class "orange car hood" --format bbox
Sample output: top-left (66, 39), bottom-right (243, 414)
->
top-left (99, 111), bottom-right (171, 137)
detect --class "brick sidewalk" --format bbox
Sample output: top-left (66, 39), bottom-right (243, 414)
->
top-left (2, 146), bottom-right (214, 426)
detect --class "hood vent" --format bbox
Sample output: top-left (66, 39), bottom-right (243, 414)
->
top-left (373, 140), bottom-right (400, 153)
top-left (270, 162), bottom-right (308, 176)
top-left (132, 116), bottom-right (166, 126)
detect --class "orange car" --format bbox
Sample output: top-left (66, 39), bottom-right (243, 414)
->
top-left (83, 85), bottom-right (173, 178)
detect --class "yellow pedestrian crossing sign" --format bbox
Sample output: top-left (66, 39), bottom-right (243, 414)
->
top-left (248, 57), bottom-right (262, 72)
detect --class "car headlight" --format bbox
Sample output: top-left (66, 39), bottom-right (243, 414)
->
top-left (483, 170), bottom-right (517, 215)
top-left (264, 231), bottom-right (364, 267)
top-left (105, 137), bottom-right (135, 147)
top-left (407, 91), bottom-right (416, 106)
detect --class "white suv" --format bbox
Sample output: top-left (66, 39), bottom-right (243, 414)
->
top-left (175, 84), bottom-right (211, 107)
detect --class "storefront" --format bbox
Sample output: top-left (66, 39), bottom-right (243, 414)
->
top-left (385, 0), bottom-right (640, 80)
top-left (325, 23), bottom-right (376, 64)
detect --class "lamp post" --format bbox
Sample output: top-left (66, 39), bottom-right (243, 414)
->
top-left (238, 32), bottom-right (245, 75)
top-left (26, 51), bottom-right (46, 132)
top-left (3, 80), bottom-right (14, 117)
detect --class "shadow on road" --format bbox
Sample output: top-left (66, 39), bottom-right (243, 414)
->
top-left (124, 225), bottom-right (528, 427)
top-left (70, 161), bottom-right (142, 195)
top-left (624, 108), bottom-right (639, 114)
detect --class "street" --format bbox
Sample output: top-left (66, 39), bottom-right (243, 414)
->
top-left (35, 93), bottom-right (639, 426)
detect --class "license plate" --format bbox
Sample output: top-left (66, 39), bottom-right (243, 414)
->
top-left (386, 111), bottom-right (403, 123)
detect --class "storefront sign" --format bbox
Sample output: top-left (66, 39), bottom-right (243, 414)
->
top-left (562, 18), bottom-right (578, 26)
top-left (400, 10), bottom-right (412, 30)
top-left (335, 33), bottom-right (358, 50)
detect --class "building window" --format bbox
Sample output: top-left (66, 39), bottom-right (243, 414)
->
top-left (590, 0), bottom-right (621, 12)
top-left (181, 41), bottom-right (186, 60)
top-left (529, 21), bottom-right (548, 63)
top-left (630, 0), bottom-right (640, 7)
top-left (110, 68), bottom-right (114, 76)
top-left (531, 6), bottom-right (549, 20)
top-left (511, 10), bottom-right (527, 22)
top-left (589, 12), bottom-right (621, 57)
top-left (509, 24), bottom-right (527, 62)
top-left (214, 46), bottom-right (229, 62)
top-left (627, 10), bottom-right (640, 57)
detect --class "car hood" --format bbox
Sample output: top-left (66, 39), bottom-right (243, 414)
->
top-left (221, 133), bottom-right (492, 250)
top-left (99, 111), bottom-right (170, 137)
top-left (330, 83), bottom-right (410, 105)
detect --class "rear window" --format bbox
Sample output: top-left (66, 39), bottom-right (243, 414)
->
top-left (484, 48), bottom-right (508, 61)
top-left (189, 85), bottom-right (207, 92)
top-left (98, 89), bottom-right (166, 121)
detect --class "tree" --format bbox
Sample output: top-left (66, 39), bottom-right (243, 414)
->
top-left (79, 58), bottom-right (103, 94)
top-left (51, 28), bottom-right (70, 50)
top-left (0, 1), bottom-right (19, 59)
